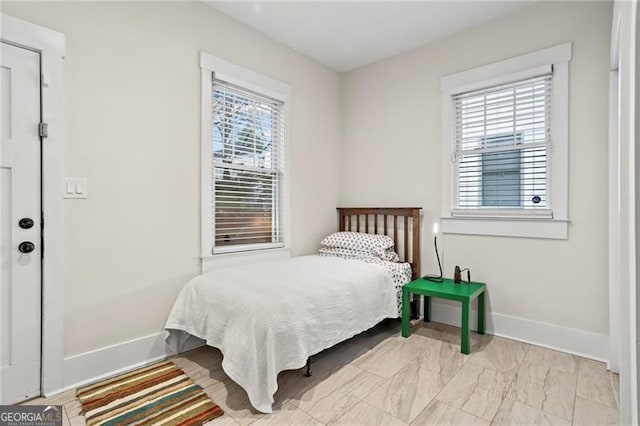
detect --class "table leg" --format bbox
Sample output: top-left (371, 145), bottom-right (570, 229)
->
top-left (423, 296), bottom-right (431, 322)
top-left (477, 291), bottom-right (485, 335)
top-left (402, 288), bottom-right (410, 338)
top-left (461, 300), bottom-right (470, 354)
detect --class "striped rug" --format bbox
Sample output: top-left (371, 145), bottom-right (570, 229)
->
top-left (76, 360), bottom-right (223, 426)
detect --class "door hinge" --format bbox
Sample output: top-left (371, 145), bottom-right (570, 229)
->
top-left (39, 122), bottom-right (48, 138)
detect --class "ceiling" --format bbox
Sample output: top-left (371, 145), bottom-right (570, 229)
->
top-left (206, 1), bottom-right (535, 72)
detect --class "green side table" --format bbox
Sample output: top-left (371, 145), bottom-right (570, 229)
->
top-left (401, 278), bottom-right (486, 354)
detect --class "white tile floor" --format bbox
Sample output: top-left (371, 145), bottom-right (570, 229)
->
top-left (25, 320), bottom-right (620, 425)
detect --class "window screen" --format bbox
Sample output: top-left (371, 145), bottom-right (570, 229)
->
top-left (211, 77), bottom-right (284, 250)
top-left (453, 73), bottom-right (552, 214)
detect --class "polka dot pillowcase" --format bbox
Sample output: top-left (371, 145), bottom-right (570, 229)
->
top-left (319, 232), bottom-right (400, 262)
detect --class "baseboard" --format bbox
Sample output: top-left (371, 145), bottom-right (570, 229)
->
top-left (45, 303), bottom-right (609, 397)
top-left (44, 332), bottom-right (204, 397)
top-left (428, 301), bottom-right (610, 363)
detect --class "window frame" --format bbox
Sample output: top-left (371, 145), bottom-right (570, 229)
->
top-left (200, 52), bottom-right (292, 258)
top-left (440, 43), bottom-right (571, 239)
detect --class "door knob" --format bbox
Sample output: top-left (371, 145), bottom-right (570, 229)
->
top-left (18, 218), bottom-right (34, 229)
top-left (18, 242), bottom-right (35, 253)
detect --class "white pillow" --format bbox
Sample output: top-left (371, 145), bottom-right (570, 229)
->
top-left (320, 232), bottom-right (398, 261)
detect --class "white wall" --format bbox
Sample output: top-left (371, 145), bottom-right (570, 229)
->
top-left (0, 1), bottom-right (342, 358)
top-left (341, 2), bottom-right (612, 336)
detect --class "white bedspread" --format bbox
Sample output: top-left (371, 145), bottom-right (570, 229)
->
top-left (164, 255), bottom-right (402, 413)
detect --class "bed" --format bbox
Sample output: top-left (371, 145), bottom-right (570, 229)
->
top-left (165, 207), bottom-right (421, 413)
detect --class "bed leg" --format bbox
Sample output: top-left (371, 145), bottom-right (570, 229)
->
top-left (305, 357), bottom-right (312, 377)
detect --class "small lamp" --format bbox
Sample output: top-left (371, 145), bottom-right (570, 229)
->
top-left (423, 222), bottom-right (443, 282)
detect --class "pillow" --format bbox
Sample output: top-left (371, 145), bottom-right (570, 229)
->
top-left (320, 232), bottom-right (398, 260)
top-left (319, 246), bottom-right (400, 262)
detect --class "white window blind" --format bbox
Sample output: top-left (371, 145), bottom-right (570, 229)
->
top-left (453, 73), bottom-right (552, 217)
top-left (211, 76), bottom-right (284, 251)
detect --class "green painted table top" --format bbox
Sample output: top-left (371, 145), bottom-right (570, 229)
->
top-left (404, 277), bottom-right (485, 301)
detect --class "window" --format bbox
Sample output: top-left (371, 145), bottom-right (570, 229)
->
top-left (201, 53), bottom-right (291, 255)
top-left (212, 79), bottom-right (284, 250)
top-left (440, 43), bottom-right (571, 239)
top-left (454, 75), bottom-right (551, 215)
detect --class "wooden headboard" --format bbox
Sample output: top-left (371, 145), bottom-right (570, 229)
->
top-left (337, 207), bottom-right (422, 279)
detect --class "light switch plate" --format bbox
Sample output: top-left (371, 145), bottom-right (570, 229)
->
top-left (63, 178), bottom-right (87, 199)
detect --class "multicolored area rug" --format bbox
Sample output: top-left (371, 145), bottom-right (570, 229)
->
top-left (76, 360), bottom-right (223, 425)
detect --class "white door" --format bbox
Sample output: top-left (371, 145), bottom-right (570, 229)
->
top-left (0, 41), bottom-right (42, 404)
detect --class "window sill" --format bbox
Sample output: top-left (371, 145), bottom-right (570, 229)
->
top-left (201, 247), bottom-right (292, 273)
top-left (212, 242), bottom-right (285, 255)
top-left (451, 208), bottom-right (553, 220)
top-left (440, 216), bottom-right (568, 239)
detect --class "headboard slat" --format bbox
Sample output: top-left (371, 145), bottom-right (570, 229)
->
top-left (404, 216), bottom-right (409, 262)
top-left (393, 216), bottom-right (398, 250)
top-left (412, 209), bottom-right (420, 278)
